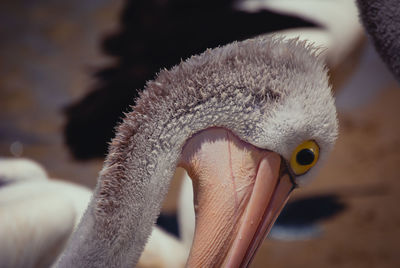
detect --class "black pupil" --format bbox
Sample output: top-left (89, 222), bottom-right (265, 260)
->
top-left (296, 149), bottom-right (315, 165)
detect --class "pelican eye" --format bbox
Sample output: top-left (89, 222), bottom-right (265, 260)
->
top-left (290, 140), bottom-right (319, 175)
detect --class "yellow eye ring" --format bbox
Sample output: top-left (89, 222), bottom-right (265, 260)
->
top-left (290, 140), bottom-right (319, 175)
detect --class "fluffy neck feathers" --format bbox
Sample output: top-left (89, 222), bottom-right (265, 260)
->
top-left (57, 37), bottom-right (335, 267)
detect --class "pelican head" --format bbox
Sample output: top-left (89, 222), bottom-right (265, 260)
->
top-left (57, 36), bottom-right (337, 267)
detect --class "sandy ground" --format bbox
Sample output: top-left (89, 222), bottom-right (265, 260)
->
top-left (1, 1), bottom-right (399, 267)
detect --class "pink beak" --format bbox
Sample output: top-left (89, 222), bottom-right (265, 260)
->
top-left (179, 128), bottom-right (295, 267)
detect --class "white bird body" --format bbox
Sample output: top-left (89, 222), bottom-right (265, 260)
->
top-left (138, 227), bottom-right (187, 268)
top-left (0, 158), bottom-right (187, 268)
top-left (0, 158), bottom-right (48, 184)
top-left (0, 181), bottom-right (86, 267)
top-left (0, 159), bottom-right (91, 268)
top-left (239, 0), bottom-right (363, 67)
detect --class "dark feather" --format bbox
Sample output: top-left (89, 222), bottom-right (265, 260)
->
top-left (356, 0), bottom-right (400, 82)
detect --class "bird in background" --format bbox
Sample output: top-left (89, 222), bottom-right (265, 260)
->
top-left (0, 158), bottom-right (91, 267)
top-left (0, 158), bottom-right (187, 268)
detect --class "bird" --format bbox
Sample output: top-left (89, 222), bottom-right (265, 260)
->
top-left (0, 157), bottom-right (188, 268)
top-left (0, 158), bottom-right (92, 268)
top-left (56, 36), bottom-right (338, 267)
top-left (0, 157), bottom-right (48, 185)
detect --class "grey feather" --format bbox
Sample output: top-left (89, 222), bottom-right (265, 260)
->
top-left (56, 36), bottom-right (337, 267)
top-left (356, 0), bottom-right (400, 82)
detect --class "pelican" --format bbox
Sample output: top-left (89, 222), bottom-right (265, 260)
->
top-left (55, 36), bottom-right (337, 267)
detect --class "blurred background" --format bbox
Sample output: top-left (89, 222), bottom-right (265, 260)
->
top-left (0, 0), bottom-right (399, 267)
